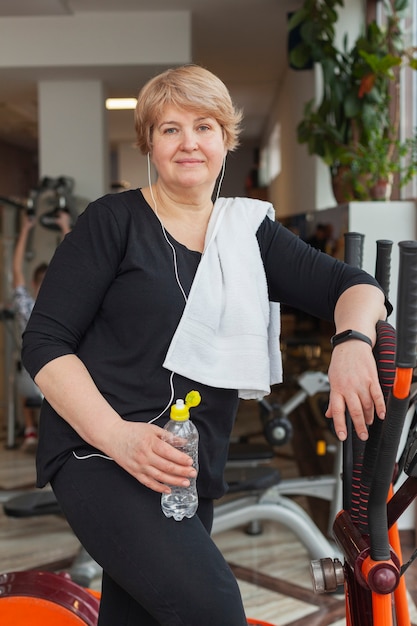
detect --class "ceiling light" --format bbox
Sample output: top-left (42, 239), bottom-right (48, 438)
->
top-left (105, 98), bottom-right (137, 110)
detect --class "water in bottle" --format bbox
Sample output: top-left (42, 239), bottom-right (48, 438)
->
top-left (161, 390), bottom-right (200, 521)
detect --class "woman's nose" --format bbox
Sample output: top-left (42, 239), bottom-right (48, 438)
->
top-left (180, 129), bottom-right (198, 150)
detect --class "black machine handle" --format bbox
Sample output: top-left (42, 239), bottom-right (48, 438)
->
top-left (344, 232), bottom-right (365, 269)
top-left (356, 320), bottom-right (396, 535)
top-left (396, 241), bottom-right (417, 368)
top-left (375, 239), bottom-right (393, 301)
top-left (355, 241), bottom-right (395, 532)
top-left (367, 241), bottom-right (417, 561)
top-left (342, 232), bottom-right (365, 514)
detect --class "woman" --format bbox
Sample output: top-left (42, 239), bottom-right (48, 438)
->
top-left (22, 65), bottom-right (388, 625)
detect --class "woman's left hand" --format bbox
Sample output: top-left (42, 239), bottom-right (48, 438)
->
top-left (325, 340), bottom-right (386, 441)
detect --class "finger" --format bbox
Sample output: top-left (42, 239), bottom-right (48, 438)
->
top-left (156, 435), bottom-right (195, 467)
top-left (134, 437), bottom-right (197, 481)
top-left (344, 394), bottom-right (370, 441)
top-left (151, 464), bottom-right (195, 487)
top-left (370, 381), bottom-right (386, 420)
top-left (136, 459), bottom-right (197, 495)
top-left (131, 462), bottom-right (193, 494)
top-left (357, 391), bottom-right (375, 426)
top-left (137, 473), bottom-right (171, 494)
top-left (150, 454), bottom-right (197, 480)
top-left (135, 426), bottom-right (194, 468)
top-left (325, 394), bottom-right (348, 441)
top-left (327, 393), bottom-right (369, 442)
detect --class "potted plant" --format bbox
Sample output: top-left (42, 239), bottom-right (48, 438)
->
top-left (288, 0), bottom-right (417, 202)
top-left (349, 132), bottom-right (417, 200)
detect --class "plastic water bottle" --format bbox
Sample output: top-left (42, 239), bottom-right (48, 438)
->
top-left (161, 390), bottom-right (200, 521)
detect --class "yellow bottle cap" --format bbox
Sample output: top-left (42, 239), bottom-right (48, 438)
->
top-left (170, 391), bottom-right (201, 421)
top-left (170, 399), bottom-right (189, 421)
top-left (185, 390), bottom-right (201, 408)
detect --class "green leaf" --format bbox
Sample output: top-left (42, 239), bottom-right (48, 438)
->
top-left (393, 0), bottom-right (410, 13)
top-left (289, 44), bottom-right (314, 69)
top-left (359, 51), bottom-right (401, 75)
top-left (287, 7), bottom-right (310, 32)
top-left (344, 93), bottom-right (361, 118)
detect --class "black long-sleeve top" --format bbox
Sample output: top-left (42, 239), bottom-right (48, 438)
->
top-left (22, 189), bottom-right (384, 497)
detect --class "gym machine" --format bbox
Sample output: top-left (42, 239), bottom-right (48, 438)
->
top-left (0, 177), bottom-right (79, 449)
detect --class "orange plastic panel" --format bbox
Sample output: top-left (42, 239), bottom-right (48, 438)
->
top-left (0, 596), bottom-right (88, 625)
top-left (0, 571), bottom-right (100, 625)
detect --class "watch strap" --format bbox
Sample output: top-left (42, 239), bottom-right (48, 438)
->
top-left (330, 329), bottom-right (373, 348)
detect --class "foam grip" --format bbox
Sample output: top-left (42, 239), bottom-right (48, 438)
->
top-left (368, 394), bottom-right (411, 561)
top-left (344, 232), bottom-right (364, 268)
top-left (375, 239), bottom-right (393, 300)
top-left (396, 241), bottom-right (417, 368)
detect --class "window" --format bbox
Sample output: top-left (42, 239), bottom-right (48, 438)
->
top-left (375, 0), bottom-right (417, 198)
top-left (401, 3), bottom-right (417, 198)
top-left (259, 122), bottom-right (281, 186)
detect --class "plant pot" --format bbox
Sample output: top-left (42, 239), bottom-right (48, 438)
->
top-left (369, 175), bottom-right (393, 201)
top-left (331, 167), bottom-right (356, 204)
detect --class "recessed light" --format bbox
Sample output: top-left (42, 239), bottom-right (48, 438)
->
top-left (105, 98), bottom-right (137, 110)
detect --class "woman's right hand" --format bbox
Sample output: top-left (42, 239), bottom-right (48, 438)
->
top-left (107, 420), bottom-right (197, 494)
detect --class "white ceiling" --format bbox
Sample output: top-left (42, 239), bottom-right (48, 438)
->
top-left (0, 0), bottom-right (301, 150)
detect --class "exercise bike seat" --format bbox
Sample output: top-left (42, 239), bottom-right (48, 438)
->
top-left (228, 442), bottom-right (275, 464)
top-left (224, 466), bottom-right (280, 494)
top-left (3, 490), bottom-right (61, 518)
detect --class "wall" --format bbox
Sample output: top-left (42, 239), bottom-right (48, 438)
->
top-left (267, 68), bottom-right (317, 217)
top-left (38, 80), bottom-right (109, 202)
top-left (0, 140), bottom-right (38, 199)
top-left (117, 142), bottom-right (149, 190)
top-left (221, 143), bottom-right (256, 199)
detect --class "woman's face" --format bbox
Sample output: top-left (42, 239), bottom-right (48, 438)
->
top-left (150, 105), bottom-right (227, 194)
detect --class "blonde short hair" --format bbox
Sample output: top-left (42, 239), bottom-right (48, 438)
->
top-left (134, 65), bottom-right (243, 154)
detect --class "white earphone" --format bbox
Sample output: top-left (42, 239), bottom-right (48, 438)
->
top-left (144, 150), bottom-right (227, 423)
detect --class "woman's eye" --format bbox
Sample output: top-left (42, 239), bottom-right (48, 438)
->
top-left (163, 127), bottom-right (177, 134)
top-left (198, 125), bottom-right (210, 132)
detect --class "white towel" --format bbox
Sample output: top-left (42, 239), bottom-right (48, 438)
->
top-left (163, 197), bottom-right (282, 400)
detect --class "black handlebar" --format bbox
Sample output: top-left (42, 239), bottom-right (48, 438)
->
top-left (342, 232), bottom-right (366, 515)
top-left (375, 239), bottom-right (393, 301)
top-left (367, 241), bottom-right (417, 561)
top-left (344, 232), bottom-right (364, 269)
top-left (395, 241), bottom-right (417, 369)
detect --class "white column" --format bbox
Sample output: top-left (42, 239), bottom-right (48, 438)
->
top-left (38, 80), bottom-right (109, 202)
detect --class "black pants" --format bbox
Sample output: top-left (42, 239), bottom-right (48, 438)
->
top-left (51, 454), bottom-right (247, 626)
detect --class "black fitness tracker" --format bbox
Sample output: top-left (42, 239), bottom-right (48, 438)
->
top-left (330, 329), bottom-right (373, 348)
